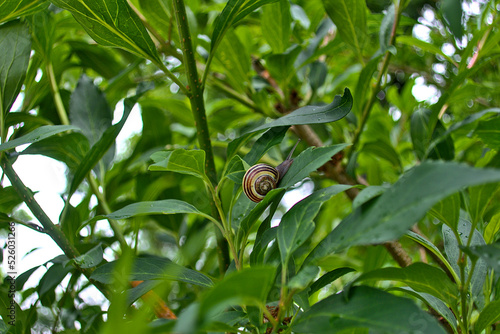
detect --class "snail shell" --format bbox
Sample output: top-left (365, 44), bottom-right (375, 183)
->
top-left (243, 164), bottom-right (279, 202)
top-left (242, 140), bottom-right (300, 203)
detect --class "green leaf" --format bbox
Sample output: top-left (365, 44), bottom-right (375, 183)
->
top-left (353, 55), bottom-right (381, 115)
top-left (293, 285), bottom-right (446, 333)
top-left (355, 263), bottom-right (458, 306)
top-left (73, 244), bottom-right (103, 269)
top-left (278, 185), bottom-right (353, 265)
top-left (352, 185), bottom-right (386, 209)
top-left (199, 266), bottom-right (276, 321)
top-left (210, 0), bottom-right (279, 55)
top-left (91, 256), bottom-right (213, 288)
top-left (38, 263), bottom-right (72, 297)
top-left (280, 144), bottom-right (350, 188)
top-left (69, 75), bottom-right (112, 146)
top-left (411, 108), bottom-right (454, 161)
top-left (21, 132), bottom-right (90, 172)
top-left (397, 36), bottom-right (457, 66)
top-left (484, 212), bottom-right (500, 244)
top-left (475, 300), bottom-right (500, 333)
top-left (83, 199), bottom-right (216, 228)
top-left (361, 141), bottom-right (401, 169)
top-left (305, 161), bottom-right (500, 263)
top-left (463, 243), bottom-right (500, 273)
top-left (475, 116), bottom-right (500, 149)
top-left (248, 88), bottom-right (352, 133)
top-left (235, 188), bottom-right (286, 247)
top-left (391, 287), bottom-right (457, 332)
top-left (243, 126), bottom-right (289, 165)
top-left (379, 4), bottom-right (394, 52)
top-left (50, 0), bottom-right (161, 63)
top-left (261, 0), bottom-right (291, 53)
top-left (308, 61), bottom-right (327, 91)
top-left (429, 193), bottom-right (460, 230)
top-left (322, 0), bottom-right (367, 59)
top-left (0, 20), bottom-right (31, 115)
top-left (288, 266), bottom-right (319, 291)
top-left (213, 29), bottom-right (250, 93)
top-left (404, 231), bottom-right (459, 284)
top-left (265, 45), bottom-right (302, 82)
top-left (440, 0), bottom-right (463, 40)
top-left (308, 267), bottom-right (356, 296)
top-left (138, 0), bottom-right (172, 39)
top-left (221, 155), bottom-right (246, 184)
top-left (149, 149), bottom-right (209, 184)
top-left (0, 0), bottom-right (48, 24)
top-left (426, 108), bottom-right (500, 157)
top-left (0, 125), bottom-right (79, 152)
top-left (443, 220), bottom-right (487, 305)
top-left (67, 91), bottom-right (145, 197)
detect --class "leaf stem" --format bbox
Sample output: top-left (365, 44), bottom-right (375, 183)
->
top-left (47, 61), bottom-right (70, 126)
top-left (348, 1), bottom-right (402, 159)
top-left (0, 153), bottom-right (109, 297)
top-left (87, 173), bottom-right (128, 250)
top-left (172, 0), bottom-right (230, 272)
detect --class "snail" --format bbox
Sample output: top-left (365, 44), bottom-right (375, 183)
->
top-left (242, 141), bottom-right (300, 202)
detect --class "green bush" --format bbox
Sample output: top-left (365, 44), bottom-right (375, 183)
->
top-left (1, 0), bottom-right (500, 333)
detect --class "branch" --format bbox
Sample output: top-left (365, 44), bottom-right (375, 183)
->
top-left (172, 0), bottom-right (230, 272)
top-left (0, 153), bottom-right (109, 297)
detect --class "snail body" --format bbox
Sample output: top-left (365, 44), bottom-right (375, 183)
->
top-left (242, 141), bottom-right (299, 203)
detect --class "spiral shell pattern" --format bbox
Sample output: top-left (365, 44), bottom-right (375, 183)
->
top-left (243, 164), bottom-right (279, 202)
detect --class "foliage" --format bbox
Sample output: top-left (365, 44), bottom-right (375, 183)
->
top-left (1, 0), bottom-right (500, 333)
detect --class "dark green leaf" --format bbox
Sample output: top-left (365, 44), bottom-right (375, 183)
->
top-left (278, 185), bottom-right (354, 265)
top-left (397, 36), bottom-right (457, 66)
top-left (83, 199), bottom-right (216, 228)
top-left (0, 0), bottom-right (48, 23)
top-left (280, 144), bottom-right (350, 188)
top-left (261, 0), bottom-right (291, 53)
top-left (322, 0), bottom-right (367, 58)
top-left (199, 266), bottom-right (276, 321)
top-left (308, 61), bottom-right (327, 91)
top-left (379, 4), bottom-right (394, 52)
top-left (429, 193), bottom-right (460, 230)
top-left (293, 285), bottom-right (446, 333)
top-left (443, 219), bottom-right (487, 305)
top-left (213, 29), bottom-right (250, 93)
top-left (38, 263), bottom-right (72, 297)
top-left (391, 287), bottom-right (457, 332)
top-left (73, 244), bottom-right (103, 269)
top-left (475, 116), bottom-right (500, 149)
top-left (309, 267), bottom-right (356, 296)
top-left (0, 125), bottom-right (79, 152)
top-left (353, 55), bottom-right (381, 115)
top-left (361, 141), bottom-right (401, 169)
top-left (463, 243), bottom-right (500, 273)
top-left (51, 0), bottom-right (161, 62)
top-left (21, 132), bottom-right (90, 172)
top-left (355, 263), bottom-right (458, 306)
top-left (475, 299), bottom-right (500, 333)
top-left (440, 0), bottom-right (463, 40)
top-left (352, 185), bottom-right (386, 209)
top-left (288, 266), bottom-right (319, 291)
top-left (243, 126), bottom-right (289, 165)
top-left (149, 149), bottom-right (209, 184)
top-left (306, 161), bottom-right (500, 263)
top-left (221, 155), bottom-right (246, 184)
top-left (0, 20), bottom-right (31, 115)
top-left (69, 75), bottom-right (112, 146)
top-left (235, 188), bottom-right (286, 247)
top-left (91, 256), bottom-right (213, 288)
top-left (265, 45), bottom-right (302, 82)
top-left (248, 88), bottom-right (352, 133)
top-left (67, 91), bottom-right (145, 197)
top-left (210, 0), bottom-right (279, 55)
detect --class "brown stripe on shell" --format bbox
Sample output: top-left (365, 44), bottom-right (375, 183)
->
top-left (243, 164), bottom-right (279, 202)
